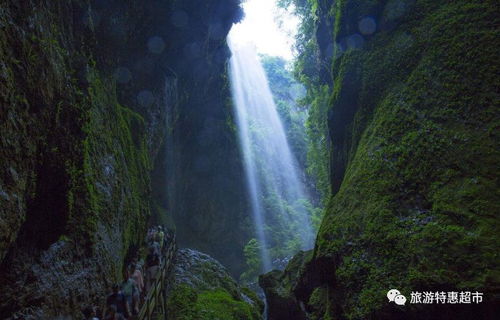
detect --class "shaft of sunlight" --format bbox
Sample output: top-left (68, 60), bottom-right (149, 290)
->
top-left (229, 12), bottom-right (314, 271)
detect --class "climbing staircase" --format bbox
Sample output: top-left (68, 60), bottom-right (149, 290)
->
top-left (137, 234), bottom-right (177, 320)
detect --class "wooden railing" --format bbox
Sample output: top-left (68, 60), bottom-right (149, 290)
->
top-left (137, 234), bottom-right (177, 320)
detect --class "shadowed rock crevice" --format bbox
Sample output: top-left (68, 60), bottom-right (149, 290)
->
top-left (20, 159), bottom-right (70, 251)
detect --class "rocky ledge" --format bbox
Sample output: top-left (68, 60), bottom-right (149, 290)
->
top-left (166, 248), bottom-right (264, 320)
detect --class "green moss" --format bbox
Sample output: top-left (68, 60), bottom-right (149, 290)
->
top-left (166, 284), bottom-right (199, 320)
top-left (63, 69), bottom-right (151, 260)
top-left (167, 285), bottom-right (261, 320)
top-left (196, 289), bottom-right (261, 320)
top-left (296, 0), bottom-right (500, 319)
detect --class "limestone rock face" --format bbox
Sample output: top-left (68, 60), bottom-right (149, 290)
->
top-left (263, 1), bottom-right (499, 319)
top-left (0, 0), bottom-right (246, 318)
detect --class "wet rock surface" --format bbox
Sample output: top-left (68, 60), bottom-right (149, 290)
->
top-left (172, 248), bottom-right (239, 292)
top-left (1, 240), bottom-right (106, 319)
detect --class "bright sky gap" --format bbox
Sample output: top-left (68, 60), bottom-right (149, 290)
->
top-left (229, 0), bottom-right (299, 60)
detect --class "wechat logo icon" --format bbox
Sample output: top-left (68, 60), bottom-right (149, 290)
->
top-left (387, 289), bottom-right (407, 305)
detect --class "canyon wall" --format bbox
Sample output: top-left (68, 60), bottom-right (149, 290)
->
top-left (261, 1), bottom-right (499, 319)
top-left (0, 0), bottom-right (246, 317)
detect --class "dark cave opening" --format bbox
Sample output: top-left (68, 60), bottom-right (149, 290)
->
top-left (20, 158), bottom-right (70, 251)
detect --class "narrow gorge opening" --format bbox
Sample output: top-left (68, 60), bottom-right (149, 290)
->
top-left (228, 0), bottom-right (321, 278)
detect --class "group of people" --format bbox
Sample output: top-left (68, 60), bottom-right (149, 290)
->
top-left (82, 226), bottom-right (169, 320)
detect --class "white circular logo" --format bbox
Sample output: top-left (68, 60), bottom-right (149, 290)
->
top-left (387, 289), bottom-right (401, 302)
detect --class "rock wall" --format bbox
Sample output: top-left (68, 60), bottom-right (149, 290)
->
top-left (163, 0), bottom-right (250, 277)
top-left (262, 1), bottom-right (499, 319)
top-left (0, 0), bottom-right (246, 318)
top-left (91, 0), bottom-right (250, 277)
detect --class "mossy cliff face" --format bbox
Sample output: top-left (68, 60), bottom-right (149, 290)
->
top-left (262, 1), bottom-right (499, 319)
top-left (0, 0), bottom-right (243, 318)
top-left (0, 1), bottom-right (157, 317)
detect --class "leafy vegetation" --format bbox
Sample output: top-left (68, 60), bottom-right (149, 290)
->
top-left (276, 0), bottom-right (333, 204)
top-left (240, 238), bottom-right (262, 282)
